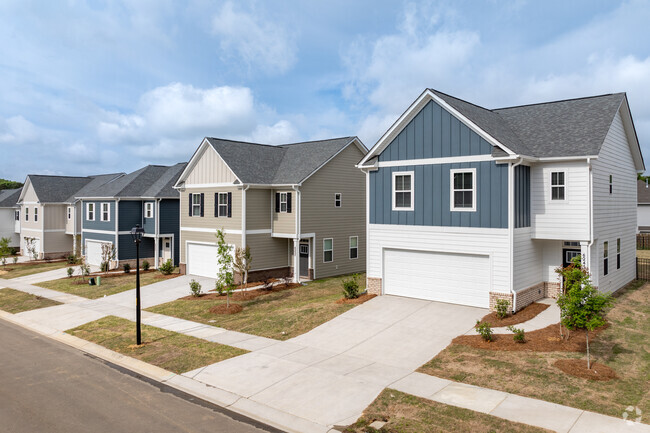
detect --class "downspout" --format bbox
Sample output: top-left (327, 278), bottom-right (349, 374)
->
top-left (115, 198), bottom-right (120, 270)
top-left (241, 185), bottom-right (250, 249)
top-left (72, 202), bottom-right (77, 255)
top-left (292, 185), bottom-right (301, 283)
top-left (587, 157), bottom-right (594, 270)
top-left (154, 199), bottom-right (160, 269)
top-left (510, 158), bottom-right (523, 312)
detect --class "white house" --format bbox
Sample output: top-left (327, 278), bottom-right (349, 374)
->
top-left (637, 179), bottom-right (650, 233)
top-left (358, 89), bottom-right (644, 311)
top-left (0, 188), bottom-right (21, 249)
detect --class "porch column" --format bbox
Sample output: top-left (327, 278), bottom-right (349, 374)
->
top-left (293, 238), bottom-right (300, 283)
top-left (154, 237), bottom-right (159, 269)
top-left (580, 241), bottom-right (590, 270)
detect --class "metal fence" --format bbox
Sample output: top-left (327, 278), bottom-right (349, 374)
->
top-left (637, 258), bottom-right (650, 280)
top-left (637, 234), bottom-right (650, 250)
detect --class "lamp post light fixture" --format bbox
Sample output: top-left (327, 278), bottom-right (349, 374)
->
top-left (130, 224), bottom-right (145, 345)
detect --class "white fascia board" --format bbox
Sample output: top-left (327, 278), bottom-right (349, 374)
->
top-left (618, 97), bottom-right (645, 171)
top-left (298, 137), bottom-right (368, 185)
top-left (359, 89), bottom-right (515, 166)
top-left (16, 177), bottom-right (34, 204)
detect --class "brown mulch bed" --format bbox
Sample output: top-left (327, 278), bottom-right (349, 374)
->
top-left (208, 278), bottom-right (281, 291)
top-left (479, 303), bottom-right (550, 327)
top-left (181, 283), bottom-right (302, 302)
top-left (453, 323), bottom-right (608, 352)
top-left (336, 293), bottom-right (377, 305)
top-left (554, 359), bottom-right (617, 381)
top-left (67, 272), bottom-right (179, 285)
top-left (209, 304), bottom-right (243, 315)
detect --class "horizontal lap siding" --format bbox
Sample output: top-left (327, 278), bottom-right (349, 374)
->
top-left (180, 187), bottom-right (242, 231)
top-left (592, 110), bottom-right (637, 292)
top-left (44, 204), bottom-right (66, 230)
top-left (513, 228), bottom-right (542, 290)
top-left (272, 189), bottom-right (296, 234)
top-left (246, 189), bottom-right (272, 231)
top-left (246, 234), bottom-right (289, 271)
top-left (367, 224), bottom-right (510, 292)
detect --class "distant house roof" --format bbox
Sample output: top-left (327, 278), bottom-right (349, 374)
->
top-left (204, 136), bottom-right (365, 184)
top-left (638, 179), bottom-right (650, 204)
top-left (0, 188), bottom-right (21, 208)
top-left (80, 163), bottom-right (187, 199)
top-left (22, 173), bottom-right (123, 204)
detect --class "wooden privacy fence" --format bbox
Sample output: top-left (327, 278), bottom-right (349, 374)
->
top-left (637, 258), bottom-right (650, 280)
top-left (637, 234), bottom-right (650, 249)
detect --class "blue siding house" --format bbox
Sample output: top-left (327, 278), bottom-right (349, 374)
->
top-left (359, 89), bottom-right (644, 311)
top-left (78, 163), bottom-right (186, 270)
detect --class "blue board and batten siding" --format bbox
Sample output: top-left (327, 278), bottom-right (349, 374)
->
top-left (160, 199), bottom-right (180, 265)
top-left (514, 165), bottom-right (531, 228)
top-left (370, 99), bottom-right (509, 228)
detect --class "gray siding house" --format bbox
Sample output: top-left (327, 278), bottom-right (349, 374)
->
top-left (0, 188), bottom-right (22, 249)
top-left (174, 136), bottom-right (367, 282)
top-left (359, 89), bottom-right (644, 311)
top-left (78, 164), bottom-right (186, 269)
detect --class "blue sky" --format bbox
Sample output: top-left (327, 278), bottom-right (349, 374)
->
top-left (1, 0), bottom-right (649, 180)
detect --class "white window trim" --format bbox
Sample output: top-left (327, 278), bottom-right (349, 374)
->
top-left (449, 168), bottom-right (477, 212)
top-left (86, 203), bottom-right (95, 221)
top-left (279, 192), bottom-right (288, 213)
top-left (100, 202), bottom-right (110, 222)
top-left (145, 202), bottom-right (154, 219)
top-left (323, 238), bottom-right (333, 263)
top-left (335, 193), bottom-right (342, 208)
top-left (218, 192), bottom-right (229, 217)
top-left (25, 207), bottom-right (29, 221)
top-left (15, 210), bottom-right (20, 221)
top-left (549, 170), bottom-right (567, 201)
top-left (34, 207), bottom-right (38, 222)
top-left (349, 235), bottom-right (358, 260)
top-left (603, 241), bottom-right (609, 276)
top-left (191, 194), bottom-right (201, 216)
top-left (392, 171), bottom-right (414, 211)
top-left (67, 206), bottom-right (72, 220)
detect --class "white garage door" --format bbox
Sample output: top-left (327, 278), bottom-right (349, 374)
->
top-left (383, 249), bottom-right (490, 308)
top-left (22, 237), bottom-right (40, 258)
top-left (187, 243), bottom-right (219, 278)
top-left (86, 241), bottom-right (107, 266)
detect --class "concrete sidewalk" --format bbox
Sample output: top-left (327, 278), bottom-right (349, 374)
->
top-left (10, 265), bottom-right (100, 284)
top-left (465, 297), bottom-right (560, 336)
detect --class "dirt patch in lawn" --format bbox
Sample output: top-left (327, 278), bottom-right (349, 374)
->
top-left (554, 359), bottom-right (617, 381)
top-left (336, 293), bottom-right (376, 305)
top-left (454, 322), bottom-right (608, 352)
top-left (209, 304), bottom-right (243, 315)
top-left (180, 283), bottom-right (302, 302)
top-left (479, 302), bottom-right (550, 327)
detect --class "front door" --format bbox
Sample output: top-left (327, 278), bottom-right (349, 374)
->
top-left (162, 238), bottom-right (172, 263)
top-left (562, 249), bottom-right (581, 267)
top-left (299, 242), bottom-right (309, 278)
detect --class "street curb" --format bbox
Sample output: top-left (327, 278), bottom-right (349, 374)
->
top-left (0, 311), bottom-right (331, 433)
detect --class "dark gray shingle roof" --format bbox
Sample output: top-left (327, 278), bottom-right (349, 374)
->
top-left (81, 163), bottom-right (187, 199)
top-left (0, 188), bottom-right (21, 208)
top-left (26, 174), bottom-right (122, 203)
top-left (205, 137), bottom-right (360, 184)
top-left (429, 89), bottom-right (626, 158)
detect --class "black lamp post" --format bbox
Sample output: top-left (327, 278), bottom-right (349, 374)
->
top-left (130, 224), bottom-right (145, 345)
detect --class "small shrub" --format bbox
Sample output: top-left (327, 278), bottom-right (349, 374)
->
top-left (100, 261), bottom-right (110, 273)
top-left (142, 260), bottom-right (150, 271)
top-left (189, 279), bottom-right (202, 297)
top-left (10, 247), bottom-right (18, 256)
top-left (67, 267), bottom-right (74, 278)
top-left (215, 281), bottom-right (225, 295)
top-left (475, 320), bottom-right (493, 342)
top-left (123, 263), bottom-right (131, 273)
top-left (159, 259), bottom-right (174, 275)
top-left (81, 264), bottom-right (90, 277)
top-left (342, 274), bottom-right (361, 299)
top-left (495, 299), bottom-right (511, 319)
top-left (12, 256), bottom-right (18, 264)
top-left (507, 325), bottom-right (526, 343)
top-left (66, 254), bottom-right (79, 265)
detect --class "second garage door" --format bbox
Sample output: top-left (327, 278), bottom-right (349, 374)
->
top-left (187, 243), bottom-right (219, 278)
top-left (85, 241), bottom-right (107, 266)
top-left (383, 249), bottom-right (490, 308)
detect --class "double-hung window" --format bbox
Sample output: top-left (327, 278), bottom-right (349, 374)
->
top-left (67, 207), bottom-right (72, 220)
top-left (323, 238), bottom-right (333, 263)
top-left (279, 192), bottom-right (288, 213)
top-left (392, 172), bottom-right (413, 210)
top-left (100, 203), bottom-right (110, 222)
top-left (450, 169), bottom-right (476, 211)
top-left (145, 202), bottom-right (153, 219)
top-left (217, 193), bottom-right (228, 217)
top-left (25, 207), bottom-right (29, 221)
top-left (15, 210), bottom-right (19, 221)
top-left (603, 241), bottom-right (609, 276)
top-left (86, 203), bottom-right (95, 221)
top-left (191, 194), bottom-right (201, 216)
top-left (609, 175), bottom-right (613, 194)
top-left (551, 171), bottom-right (565, 200)
top-left (349, 236), bottom-right (358, 260)
top-left (335, 193), bottom-right (342, 208)
top-left (617, 238), bottom-right (621, 270)
top-left (34, 207), bottom-right (38, 222)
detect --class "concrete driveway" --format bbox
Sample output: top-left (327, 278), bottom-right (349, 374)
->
top-left (185, 295), bottom-right (486, 428)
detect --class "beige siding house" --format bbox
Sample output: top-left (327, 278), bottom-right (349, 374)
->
top-left (0, 188), bottom-right (22, 248)
top-left (175, 136), bottom-right (367, 282)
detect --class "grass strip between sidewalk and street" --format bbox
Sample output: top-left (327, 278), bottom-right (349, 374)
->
top-left (147, 273), bottom-right (366, 340)
top-left (67, 315), bottom-right (247, 374)
top-left (38, 270), bottom-right (181, 299)
top-left (0, 288), bottom-right (62, 313)
top-left (0, 261), bottom-right (68, 279)
top-left (343, 389), bottom-right (552, 433)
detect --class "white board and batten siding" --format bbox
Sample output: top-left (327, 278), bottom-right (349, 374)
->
top-left (368, 224), bottom-right (510, 308)
top-left (591, 110), bottom-right (637, 292)
top-left (513, 228), bottom-right (543, 291)
top-left (185, 145), bottom-right (237, 186)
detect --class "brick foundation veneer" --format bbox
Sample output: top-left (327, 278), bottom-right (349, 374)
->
top-left (367, 277), bottom-right (382, 295)
top-left (179, 263), bottom-right (186, 274)
top-left (514, 282), bottom-right (546, 311)
top-left (545, 282), bottom-right (562, 299)
top-left (489, 292), bottom-right (513, 312)
top-left (118, 258), bottom-right (155, 270)
top-left (244, 267), bottom-right (291, 283)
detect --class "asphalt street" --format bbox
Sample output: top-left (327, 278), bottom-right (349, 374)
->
top-left (0, 319), bottom-right (282, 433)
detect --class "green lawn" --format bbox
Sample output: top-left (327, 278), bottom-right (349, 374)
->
top-left (148, 274), bottom-right (366, 340)
top-left (37, 270), bottom-right (180, 299)
top-left (0, 288), bottom-right (61, 313)
top-left (343, 389), bottom-right (551, 433)
top-left (0, 261), bottom-right (68, 279)
top-left (67, 316), bottom-right (247, 374)
top-left (419, 280), bottom-right (650, 423)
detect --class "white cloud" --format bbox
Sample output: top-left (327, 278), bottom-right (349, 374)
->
top-left (250, 120), bottom-right (299, 144)
top-left (212, 2), bottom-right (297, 75)
top-left (0, 116), bottom-right (42, 144)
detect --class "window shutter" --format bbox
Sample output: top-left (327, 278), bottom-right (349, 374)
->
top-left (287, 192), bottom-right (292, 213)
top-left (227, 192), bottom-right (232, 218)
top-left (275, 193), bottom-right (280, 213)
top-left (200, 193), bottom-right (205, 217)
top-left (214, 193), bottom-right (218, 218)
top-left (188, 193), bottom-right (192, 216)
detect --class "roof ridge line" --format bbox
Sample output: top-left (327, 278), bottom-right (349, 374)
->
top-left (493, 92), bottom-right (625, 111)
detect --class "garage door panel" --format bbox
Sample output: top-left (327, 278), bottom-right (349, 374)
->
top-left (187, 243), bottom-right (219, 278)
top-left (86, 241), bottom-right (105, 266)
top-left (383, 249), bottom-right (489, 308)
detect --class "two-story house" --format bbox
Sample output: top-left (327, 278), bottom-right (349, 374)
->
top-left (16, 174), bottom-right (122, 259)
top-left (79, 164), bottom-right (186, 269)
top-left (358, 89), bottom-right (644, 311)
top-left (637, 179), bottom-right (650, 233)
top-left (0, 188), bottom-right (22, 249)
top-left (174, 136), bottom-right (368, 282)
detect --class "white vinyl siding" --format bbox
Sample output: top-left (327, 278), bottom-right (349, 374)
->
top-left (513, 227), bottom-right (543, 290)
